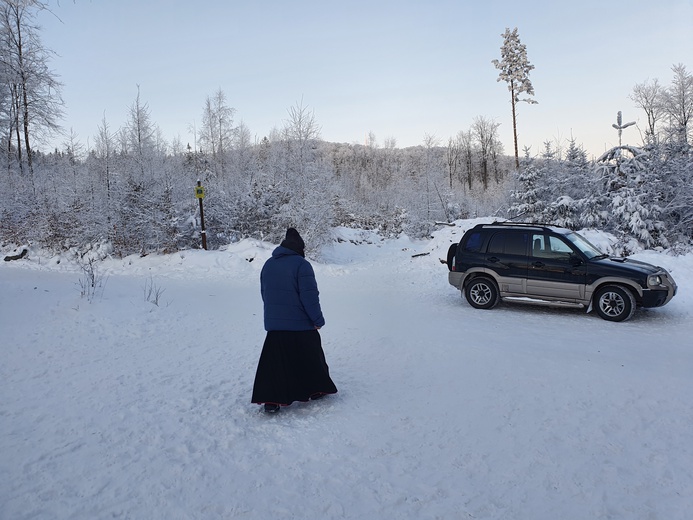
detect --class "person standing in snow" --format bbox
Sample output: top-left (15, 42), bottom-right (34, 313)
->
top-left (251, 228), bottom-right (338, 413)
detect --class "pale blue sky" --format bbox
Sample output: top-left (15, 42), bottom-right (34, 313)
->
top-left (39, 0), bottom-right (692, 158)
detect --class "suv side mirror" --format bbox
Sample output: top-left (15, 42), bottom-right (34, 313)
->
top-left (569, 253), bottom-right (583, 266)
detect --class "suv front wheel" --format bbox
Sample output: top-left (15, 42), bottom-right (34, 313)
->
top-left (594, 285), bottom-right (636, 322)
top-left (464, 277), bottom-right (500, 309)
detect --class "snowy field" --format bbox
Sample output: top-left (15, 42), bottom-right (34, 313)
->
top-left (2, 218), bottom-right (692, 520)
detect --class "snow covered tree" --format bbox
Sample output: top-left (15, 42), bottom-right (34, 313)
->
top-left (457, 129), bottom-right (475, 190)
top-left (123, 86), bottom-right (157, 174)
top-left (492, 27), bottom-right (537, 170)
top-left (661, 63), bottom-right (693, 146)
top-left (596, 142), bottom-right (668, 248)
top-left (421, 133), bottom-right (443, 223)
top-left (109, 87), bottom-right (180, 254)
top-left (283, 98), bottom-right (321, 181)
top-left (273, 99), bottom-right (333, 251)
top-left (445, 135), bottom-right (460, 189)
top-left (559, 138), bottom-right (601, 227)
top-left (630, 78), bottom-right (665, 144)
top-left (92, 114), bottom-right (116, 208)
top-left (230, 120), bottom-right (255, 186)
top-left (508, 148), bottom-right (545, 221)
top-left (472, 116), bottom-right (501, 189)
top-left (199, 88), bottom-right (235, 178)
top-left (564, 137), bottom-right (588, 170)
top-left (0, 0), bottom-right (63, 179)
top-left (663, 150), bottom-right (693, 242)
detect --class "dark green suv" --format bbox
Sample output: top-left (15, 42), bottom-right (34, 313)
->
top-left (447, 222), bottom-right (677, 322)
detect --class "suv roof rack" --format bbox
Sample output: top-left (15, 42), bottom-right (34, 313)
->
top-left (489, 221), bottom-right (551, 228)
top-left (485, 221), bottom-right (574, 234)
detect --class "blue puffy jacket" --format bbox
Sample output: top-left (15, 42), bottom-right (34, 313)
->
top-left (261, 246), bottom-right (325, 331)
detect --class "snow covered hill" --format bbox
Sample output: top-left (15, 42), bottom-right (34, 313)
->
top-left (2, 220), bottom-right (692, 519)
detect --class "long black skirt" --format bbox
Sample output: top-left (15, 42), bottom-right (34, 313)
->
top-left (251, 330), bottom-right (338, 406)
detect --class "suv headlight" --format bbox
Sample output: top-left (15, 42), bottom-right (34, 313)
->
top-left (648, 274), bottom-right (662, 287)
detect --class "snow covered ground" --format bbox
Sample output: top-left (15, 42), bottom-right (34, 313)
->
top-left (2, 219), bottom-right (692, 520)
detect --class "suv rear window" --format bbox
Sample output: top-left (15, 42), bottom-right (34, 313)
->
top-left (463, 231), bottom-right (483, 252)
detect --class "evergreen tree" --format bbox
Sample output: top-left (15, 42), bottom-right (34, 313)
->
top-left (492, 27), bottom-right (537, 170)
top-left (596, 144), bottom-right (667, 247)
top-left (508, 148), bottom-right (545, 221)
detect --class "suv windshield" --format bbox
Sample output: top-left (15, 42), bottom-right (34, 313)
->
top-left (564, 232), bottom-right (605, 259)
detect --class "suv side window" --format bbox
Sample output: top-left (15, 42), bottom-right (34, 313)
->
top-left (549, 236), bottom-right (573, 255)
top-left (531, 233), bottom-right (573, 259)
top-left (488, 231), bottom-right (528, 256)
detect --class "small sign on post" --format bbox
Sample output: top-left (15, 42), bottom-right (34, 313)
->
top-left (195, 180), bottom-right (207, 250)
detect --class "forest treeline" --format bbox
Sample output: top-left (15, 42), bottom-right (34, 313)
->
top-left (1, 104), bottom-right (691, 257)
top-left (0, 93), bottom-right (515, 255)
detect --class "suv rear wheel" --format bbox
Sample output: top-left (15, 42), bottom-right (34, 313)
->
top-left (594, 285), bottom-right (636, 322)
top-left (464, 277), bottom-right (500, 309)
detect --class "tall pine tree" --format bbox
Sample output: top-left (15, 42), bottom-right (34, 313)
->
top-left (492, 27), bottom-right (537, 170)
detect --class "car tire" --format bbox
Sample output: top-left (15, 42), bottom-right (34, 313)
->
top-left (446, 243), bottom-right (458, 271)
top-left (594, 285), bottom-right (636, 322)
top-left (464, 277), bottom-right (500, 309)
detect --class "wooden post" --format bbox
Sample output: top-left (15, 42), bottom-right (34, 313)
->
top-left (195, 180), bottom-right (207, 250)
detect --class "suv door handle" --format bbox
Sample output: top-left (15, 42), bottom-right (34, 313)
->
top-left (488, 256), bottom-right (499, 263)
top-left (532, 261), bottom-right (545, 267)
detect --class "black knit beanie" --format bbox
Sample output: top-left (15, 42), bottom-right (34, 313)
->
top-left (281, 227), bottom-right (305, 257)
